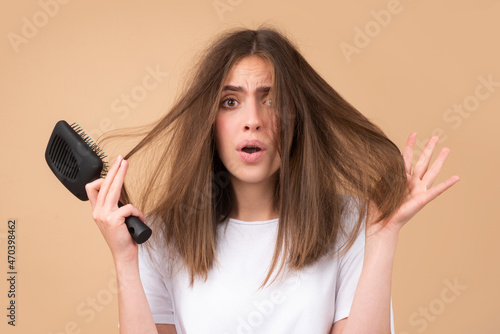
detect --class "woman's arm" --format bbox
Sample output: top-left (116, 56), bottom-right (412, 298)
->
top-left (331, 133), bottom-right (460, 334)
top-left (156, 324), bottom-right (177, 334)
top-left (331, 225), bottom-right (398, 334)
top-left (86, 155), bottom-right (160, 334)
top-left (115, 258), bottom-right (159, 334)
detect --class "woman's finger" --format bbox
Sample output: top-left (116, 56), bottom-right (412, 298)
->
top-left (422, 147), bottom-right (450, 189)
top-left (96, 155), bottom-right (124, 208)
top-left (85, 178), bottom-right (104, 210)
top-left (402, 132), bottom-right (417, 175)
top-left (423, 175), bottom-right (461, 203)
top-left (105, 159), bottom-right (129, 209)
top-left (117, 204), bottom-right (146, 223)
top-left (412, 136), bottom-right (438, 179)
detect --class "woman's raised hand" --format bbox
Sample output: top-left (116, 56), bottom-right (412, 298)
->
top-left (85, 155), bottom-right (146, 264)
top-left (367, 132), bottom-right (460, 237)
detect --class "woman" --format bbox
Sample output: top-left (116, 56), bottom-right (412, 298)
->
top-left (86, 27), bottom-right (459, 334)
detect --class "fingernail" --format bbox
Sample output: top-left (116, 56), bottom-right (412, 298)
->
top-left (114, 155), bottom-right (123, 167)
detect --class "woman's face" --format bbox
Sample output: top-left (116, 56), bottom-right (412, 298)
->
top-left (215, 56), bottom-right (281, 188)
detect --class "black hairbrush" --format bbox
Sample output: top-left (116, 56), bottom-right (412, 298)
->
top-left (45, 120), bottom-right (152, 244)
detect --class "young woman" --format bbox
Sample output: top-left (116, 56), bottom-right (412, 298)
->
top-left (85, 27), bottom-right (460, 334)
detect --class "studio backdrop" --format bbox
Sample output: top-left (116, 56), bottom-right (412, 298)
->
top-left (1, 0), bottom-right (499, 333)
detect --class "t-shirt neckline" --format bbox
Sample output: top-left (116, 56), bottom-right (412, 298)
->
top-left (227, 217), bottom-right (279, 225)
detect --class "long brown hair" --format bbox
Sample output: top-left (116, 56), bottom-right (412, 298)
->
top-left (112, 26), bottom-right (407, 286)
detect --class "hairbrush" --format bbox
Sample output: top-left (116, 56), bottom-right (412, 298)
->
top-left (45, 120), bottom-right (152, 244)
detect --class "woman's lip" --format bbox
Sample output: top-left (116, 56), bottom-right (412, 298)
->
top-left (239, 150), bottom-right (264, 163)
top-left (236, 139), bottom-right (267, 151)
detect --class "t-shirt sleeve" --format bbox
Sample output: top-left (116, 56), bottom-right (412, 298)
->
top-left (333, 200), bottom-right (395, 333)
top-left (138, 243), bottom-right (175, 324)
top-left (334, 222), bottom-right (365, 324)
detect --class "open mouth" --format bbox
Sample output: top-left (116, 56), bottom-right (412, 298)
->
top-left (241, 146), bottom-right (262, 154)
top-left (237, 140), bottom-right (266, 163)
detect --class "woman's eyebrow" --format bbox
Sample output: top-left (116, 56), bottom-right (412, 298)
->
top-left (222, 85), bottom-right (271, 93)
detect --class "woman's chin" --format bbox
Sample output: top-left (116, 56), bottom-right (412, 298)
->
top-left (230, 172), bottom-right (277, 186)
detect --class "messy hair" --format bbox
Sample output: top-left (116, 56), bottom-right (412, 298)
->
top-left (114, 26), bottom-right (407, 287)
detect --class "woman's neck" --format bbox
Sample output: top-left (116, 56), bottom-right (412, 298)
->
top-left (229, 176), bottom-right (278, 222)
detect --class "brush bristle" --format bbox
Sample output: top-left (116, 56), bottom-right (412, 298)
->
top-left (70, 123), bottom-right (109, 177)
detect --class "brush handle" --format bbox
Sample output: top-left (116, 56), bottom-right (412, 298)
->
top-left (118, 202), bottom-right (152, 244)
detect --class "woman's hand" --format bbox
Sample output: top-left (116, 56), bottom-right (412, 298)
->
top-left (85, 155), bottom-right (146, 264)
top-left (341, 133), bottom-right (455, 334)
top-left (367, 132), bottom-right (460, 238)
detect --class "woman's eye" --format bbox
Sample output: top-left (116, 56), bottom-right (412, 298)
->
top-left (263, 99), bottom-right (272, 106)
top-left (221, 98), bottom-right (239, 108)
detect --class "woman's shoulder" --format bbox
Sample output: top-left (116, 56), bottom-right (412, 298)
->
top-left (335, 194), bottom-right (365, 249)
top-left (140, 214), bottom-right (176, 264)
top-left (339, 194), bottom-right (363, 224)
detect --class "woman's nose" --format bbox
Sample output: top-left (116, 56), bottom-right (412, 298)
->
top-left (243, 101), bottom-right (262, 131)
top-left (244, 122), bottom-right (261, 131)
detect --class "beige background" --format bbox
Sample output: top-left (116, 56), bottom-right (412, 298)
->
top-left (1, 0), bottom-right (499, 333)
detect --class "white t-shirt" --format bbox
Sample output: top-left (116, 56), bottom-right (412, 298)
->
top-left (138, 206), bottom-right (395, 334)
